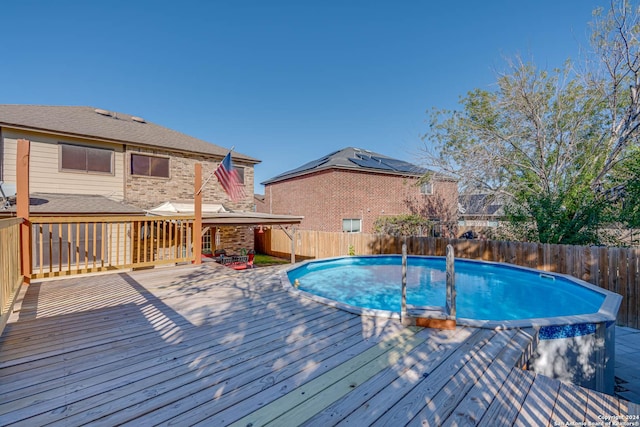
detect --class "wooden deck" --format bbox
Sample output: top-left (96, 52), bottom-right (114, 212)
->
top-left (1, 264), bottom-right (638, 426)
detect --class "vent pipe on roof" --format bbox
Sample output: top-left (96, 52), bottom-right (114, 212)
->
top-left (94, 108), bottom-right (111, 116)
top-left (131, 116), bottom-right (146, 123)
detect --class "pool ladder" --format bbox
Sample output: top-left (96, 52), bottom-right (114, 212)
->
top-left (401, 242), bottom-right (457, 330)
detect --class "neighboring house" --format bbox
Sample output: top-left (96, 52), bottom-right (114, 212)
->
top-left (457, 193), bottom-right (504, 236)
top-left (259, 147), bottom-right (458, 235)
top-left (0, 104), bottom-right (265, 251)
top-left (254, 193), bottom-right (266, 213)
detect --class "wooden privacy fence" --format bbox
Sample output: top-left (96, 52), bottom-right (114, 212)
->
top-left (256, 229), bottom-right (640, 329)
top-left (29, 215), bottom-right (196, 279)
top-left (0, 218), bottom-right (23, 335)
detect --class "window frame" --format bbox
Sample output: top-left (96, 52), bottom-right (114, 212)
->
top-left (420, 181), bottom-right (434, 195)
top-left (202, 228), bottom-right (212, 252)
top-left (342, 218), bottom-right (362, 233)
top-left (235, 165), bottom-right (245, 184)
top-left (130, 153), bottom-right (171, 179)
top-left (59, 143), bottom-right (115, 175)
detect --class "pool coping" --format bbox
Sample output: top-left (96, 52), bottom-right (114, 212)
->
top-left (280, 255), bottom-right (622, 331)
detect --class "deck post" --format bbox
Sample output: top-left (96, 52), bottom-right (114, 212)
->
top-left (16, 139), bottom-right (31, 284)
top-left (193, 163), bottom-right (202, 265)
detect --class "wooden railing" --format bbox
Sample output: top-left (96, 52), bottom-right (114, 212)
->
top-left (256, 229), bottom-right (640, 329)
top-left (0, 218), bottom-right (23, 335)
top-left (29, 215), bottom-right (195, 279)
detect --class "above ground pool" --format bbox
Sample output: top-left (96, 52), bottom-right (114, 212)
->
top-left (282, 255), bottom-right (622, 394)
top-left (285, 255), bottom-right (611, 324)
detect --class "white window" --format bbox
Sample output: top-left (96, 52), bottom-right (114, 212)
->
top-left (420, 182), bottom-right (433, 195)
top-left (202, 228), bottom-right (212, 252)
top-left (342, 219), bottom-right (362, 233)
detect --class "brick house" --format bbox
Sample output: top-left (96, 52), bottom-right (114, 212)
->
top-left (259, 147), bottom-right (458, 235)
top-left (0, 104), bottom-right (267, 251)
top-left (458, 193), bottom-right (504, 237)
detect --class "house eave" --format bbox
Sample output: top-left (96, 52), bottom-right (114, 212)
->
top-left (262, 165), bottom-right (428, 185)
top-left (0, 123), bottom-right (260, 165)
top-left (202, 212), bottom-right (304, 226)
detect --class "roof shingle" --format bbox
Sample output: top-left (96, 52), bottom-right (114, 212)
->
top-left (262, 146), bottom-right (433, 184)
top-left (1, 193), bottom-right (145, 215)
top-left (0, 105), bottom-right (258, 164)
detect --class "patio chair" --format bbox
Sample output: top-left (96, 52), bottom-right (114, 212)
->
top-left (213, 249), bottom-right (227, 263)
top-left (247, 250), bottom-right (255, 268)
top-left (0, 181), bottom-right (17, 210)
top-left (229, 254), bottom-right (249, 270)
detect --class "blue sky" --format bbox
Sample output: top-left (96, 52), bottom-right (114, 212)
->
top-left (1, 0), bottom-right (606, 193)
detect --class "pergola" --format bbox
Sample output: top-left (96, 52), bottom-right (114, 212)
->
top-left (147, 198), bottom-right (304, 263)
top-left (202, 212), bottom-right (303, 263)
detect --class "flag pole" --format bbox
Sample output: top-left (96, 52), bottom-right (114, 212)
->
top-left (197, 146), bottom-right (235, 195)
top-left (194, 163), bottom-right (202, 265)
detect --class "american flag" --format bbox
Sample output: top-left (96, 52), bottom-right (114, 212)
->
top-left (214, 152), bottom-right (246, 202)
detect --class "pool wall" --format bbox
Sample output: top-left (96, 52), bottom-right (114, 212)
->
top-left (529, 321), bottom-right (617, 394)
top-left (282, 255), bottom-right (622, 395)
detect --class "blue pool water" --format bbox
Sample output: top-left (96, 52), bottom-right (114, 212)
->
top-left (286, 256), bottom-right (606, 321)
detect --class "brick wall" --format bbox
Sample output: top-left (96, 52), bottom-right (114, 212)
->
top-left (214, 226), bottom-right (255, 254)
top-left (124, 147), bottom-right (254, 212)
top-left (125, 148), bottom-right (256, 251)
top-left (260, 169), bottom-right (458, 234)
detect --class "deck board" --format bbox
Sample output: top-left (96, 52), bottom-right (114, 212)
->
top-left (413, 328), bottom-right (520, 426)
top-left (478, 367), bottom-right (535, 426)
top-left (2, 303), bottom-right (350, 423)
top-left (442, 328), bottom-right (536, 427)
top-left (513, 372), bottom-right (560, 426)
top-left (0, 263), bottom-right (635, 426)
top-left (368, 328), bottom-right (498, 427)
top-left (302, 326), bottom-right (473, 426)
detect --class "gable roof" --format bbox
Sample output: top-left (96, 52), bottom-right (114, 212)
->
top-left (0, 104), bottom-right (258, 164)
top-left (458, 193), bottom-right (504, 217)
top-left (262, 146), bottom-right (433, 184)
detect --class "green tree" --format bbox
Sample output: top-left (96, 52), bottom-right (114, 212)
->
top-left (611, 148), bottom-right (640, 229)
top-left (421, 1), bottom-right (640, 245)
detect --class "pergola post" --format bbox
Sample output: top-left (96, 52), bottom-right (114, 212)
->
top-left (16, 139), bottom-right (31, 284)
top-left (290, 226), bottom-right (296, 264)
top-left (279, 225), bottom-right (297, 264)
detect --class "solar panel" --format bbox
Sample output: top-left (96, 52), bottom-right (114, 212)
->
top-left (371, 156), bottom-right (426, 174)
top-left (265, 150), bottom-right (339, 181)
top-left (349, 157), bottom-right (395, 170)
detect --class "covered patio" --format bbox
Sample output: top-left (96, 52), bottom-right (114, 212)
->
top-left (146, 201), bottom-right (304, 263)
